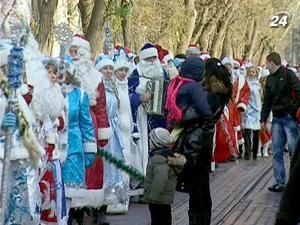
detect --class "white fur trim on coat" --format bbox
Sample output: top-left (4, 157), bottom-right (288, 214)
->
top-left (46, 132), bottom-right (56, 144)
top-left (140, 47), bottom-right (158, 60)
top-left (20, 84), bottom-right (29, 95)
top-left (238, 138), bottom-right (244, 145)
top-left (237, 102), bottom-right (247, 112)
top-left (83, 142), bottom-right (97, 153)
top-left (234, 76), bottom-right (246, 103)
top-left (0, 145), bottom-right (29, 161)
top-left (162, 54), bottom-right (172, 63)
top-left (98, 127), bottom-right (112, 140)
top-left (0, 40), bottom-right (12, 67)
top-left (71, 189), bottom-right (105, 208)
top-left (234, 125), bottom-right (241, 132)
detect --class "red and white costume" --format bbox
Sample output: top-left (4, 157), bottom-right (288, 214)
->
top-left (214, 58), bottom-right (250, 163)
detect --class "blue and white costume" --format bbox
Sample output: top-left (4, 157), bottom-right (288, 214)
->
top-left (62, 86), bottom-right (97, 198)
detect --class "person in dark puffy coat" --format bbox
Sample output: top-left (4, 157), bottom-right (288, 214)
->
top-left (143, 128), bottom-right (186, 225)
top-left (275, 139), bottom-right (300, 225)
top-left (175, 57), bottom-right (232, 225)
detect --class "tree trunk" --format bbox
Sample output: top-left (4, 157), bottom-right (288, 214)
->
top-left (221, 28), bottom-right (233, 58)
top-left (259, 45), bottom-right (268, 65)
top-left (78, 0), bottom-right (94, 33)
top-left (198, 7), bottom-right (225, 51)
top-left (176, 0), bottom-right (197, 54)
top-left (121, 0), bottom-right (131, 47)
top-left (211, 8), bottom-right (234, 57)
top-left (253, 35), bottom-right (267, 62)
top-left (245, 19), bottom-right (258, 60)
top-left (34, 0), bottom-right (58, 54)
top-left (85, 0), bottom-right (107, 58)
top-left (191, 6), bottom-right (209, 43)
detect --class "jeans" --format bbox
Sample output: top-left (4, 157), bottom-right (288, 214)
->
top-left (271, 114), bottom-right (299, 185)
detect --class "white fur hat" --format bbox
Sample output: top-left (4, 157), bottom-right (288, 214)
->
top-left (162, 54), bottom-right (173, 63)
top-left (139, 43), bottom-right (158, 60)
top-left (70, 35), bottom-right (91, 52)
top-left (222, 56), bottom-right (234, 66)
top-left (200, 53), bottom-right (211, 61)
top-left (95, 58), bottom-right (114, 71)
top-left (0, 40), bottom-right (13, 67)
top-left (114, 61), bottom-right (130, 72)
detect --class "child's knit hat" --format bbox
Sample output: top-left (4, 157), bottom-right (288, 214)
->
top-left (149, 128), bottom-right (174, 149)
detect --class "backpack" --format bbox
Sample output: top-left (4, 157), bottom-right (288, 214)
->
top-left (284, 67), bottom-right (300, 123)
top-left (165, 75), bottom-right (192, 123)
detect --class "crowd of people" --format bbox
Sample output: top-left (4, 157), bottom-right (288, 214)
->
top-left (1, 5), bottom-right (300, 225)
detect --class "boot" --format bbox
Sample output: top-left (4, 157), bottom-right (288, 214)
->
top-left (97, 206), bottom-right (110, 225)
top-left (74, 208), bottom-right (85, 225)
top-left (91, 208), bottom-right (98, 224)
top-left (238, 144), bottom-right (244, 159)
top-left (189, 213), bottom-right (201, 225)
top-left (257, 140), bottom-right (262, 157)
top-left (67, 208), bottom-right (75, 225)
top-left (262, 142), bottom-right (270, 157)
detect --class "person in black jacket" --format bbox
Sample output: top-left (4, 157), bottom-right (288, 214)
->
top-left (175, 57), bottom-right (232, 225)
top-left (275, 139), bottom-right (300, 225)
top-left (260, 52), bottom-right (300, 192)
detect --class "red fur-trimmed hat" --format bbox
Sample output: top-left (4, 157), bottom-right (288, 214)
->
top-left (70, 34), bottom-right (90, 52)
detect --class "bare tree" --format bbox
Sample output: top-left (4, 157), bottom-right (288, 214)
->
top-left (85, 0), bottom-right (107, 57)
top-left (33, 0), bottom-right (58, 54)
top-left (78, 0), bottom-right (94, 33)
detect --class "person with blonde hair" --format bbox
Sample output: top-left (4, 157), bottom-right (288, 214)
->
top-left (241, 66), bottom-right (262, 160)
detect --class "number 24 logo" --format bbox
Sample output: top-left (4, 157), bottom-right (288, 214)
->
top-left (269, 12), bottom-right (290, 27)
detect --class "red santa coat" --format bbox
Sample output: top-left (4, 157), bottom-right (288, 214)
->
top-left (214, 76), bottom-right (250, 163)
top-left (214, 101), bottom-right (240, 163)
top-left (85, 82), bottom-right (111, 189)
top-left (232, 76), bottom-right (250, 144)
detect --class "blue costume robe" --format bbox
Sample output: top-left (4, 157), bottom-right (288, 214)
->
top-left (62, 87), bottom-right (97, 198)
top-left (103, 81), bottom-right (127, 204)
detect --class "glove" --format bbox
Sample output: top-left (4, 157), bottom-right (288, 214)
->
top-left (1, 112), bottom-right (17, 131)
top-left (84, 153), bottom-right (95, 168)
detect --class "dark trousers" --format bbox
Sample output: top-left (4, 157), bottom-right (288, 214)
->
top-left (243, 129), bottom-right (260, 159)
top-left (148, 204), bottom-right (172, 225)
top-left (188, 170), bottom-right (212, 225)
top-left (275, 140), bottom-right (300, 225)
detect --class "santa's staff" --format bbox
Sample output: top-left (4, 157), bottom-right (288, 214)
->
top-left (0, 35), bottom-right (24, 225)
top-left (54, 23), bottom-right (73, 86)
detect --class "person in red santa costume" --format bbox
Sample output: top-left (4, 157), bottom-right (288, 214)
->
top-left (156, 44), bottom-right (178, 80)
top-left (214, 57), bottom-right (250, 163)
top-left (67, 35), bottom-right (112, 225)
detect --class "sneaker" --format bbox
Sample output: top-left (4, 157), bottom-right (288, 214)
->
top-left (268, 184), bottom-right (284, 192)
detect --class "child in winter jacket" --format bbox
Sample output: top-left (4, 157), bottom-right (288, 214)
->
top-left (143, 128), bottom-right (186, 225)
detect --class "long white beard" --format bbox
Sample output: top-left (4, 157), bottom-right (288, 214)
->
top-left (73, 52), bottom-right (102, 106)
top-left (32, 84), bottom-right (64, 121)
top-left (138, 60), bottom-right (164, 79)
top-left (42, 84), bottom-right (65, 120)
